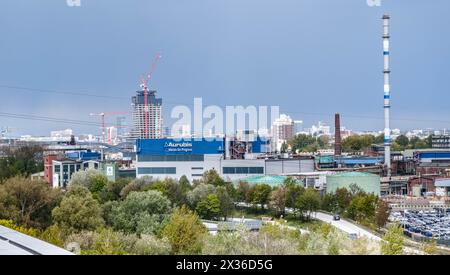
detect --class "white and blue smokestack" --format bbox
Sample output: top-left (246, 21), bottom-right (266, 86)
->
top-left (383, 14), bottom-right (391, 176)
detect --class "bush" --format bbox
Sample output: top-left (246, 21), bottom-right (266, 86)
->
top-left (109, 190), bottom-right (172, 234)
top-left (51, 185), bottom-right (104, 233)
top-left (162, 206), bottom-right (207, 255)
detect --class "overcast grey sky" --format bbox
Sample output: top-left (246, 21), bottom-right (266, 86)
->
top-left (1, 0), bottom-right (449, 136)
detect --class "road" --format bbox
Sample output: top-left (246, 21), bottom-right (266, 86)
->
top-left (312, 212), bottom-right (381, 241)
top-left (237, 202), bottom-right (422, 254)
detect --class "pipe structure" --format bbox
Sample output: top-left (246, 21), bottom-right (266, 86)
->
top-left (383, 14), bottom-right (391, 177)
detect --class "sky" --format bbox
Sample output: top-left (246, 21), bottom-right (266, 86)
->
top-left (1, 0), bottom-right (450, 136)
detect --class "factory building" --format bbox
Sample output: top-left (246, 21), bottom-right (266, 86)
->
top-left (130, 90), bottom-right (163, 139)
top-left (326, 172), bottom-right (381, 196)
top-left (432, 135), bottom-right (450, 149)
top-left (135, 137), bottom-right (315, 182)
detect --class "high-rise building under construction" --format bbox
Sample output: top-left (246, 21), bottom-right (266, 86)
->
top-left (130, 90), bottom-right (163, 139)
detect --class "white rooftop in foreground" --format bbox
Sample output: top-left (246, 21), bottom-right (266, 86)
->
top-left (0, 225), bottom-right (73, 255)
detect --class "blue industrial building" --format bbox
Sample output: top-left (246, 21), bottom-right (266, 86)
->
top-left (135, 137), bottom-right (313, 182)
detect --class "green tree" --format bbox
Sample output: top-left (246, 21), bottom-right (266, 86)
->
top-left (195, 194), bottom-right (221, 220)
top-left (215, 186), bottom-right (234, 220)
top-left (342, 135), bottom-right (375, 152)
top-left (162, 206), bottom-right (207, 255)
top-left (296, 188), bottom-right (320, 220)
top-left (202, 170), bottom-right (225, 187)
top-left (0, 146), bottom-right (43, 182)
top-left (395, 135), bottom-right (409, 149)
top-left (187, 183), bottom-right (216, 209)
top-left (148, 178), bottom-right (189, 207)
top-left (236, 181), bottom-right (251, 203)
top-left (269, 187), bottom-right (287, 216)
top-left (381, 222), bottom-right (404, 255)
top-left (317, 135), bottom-right (330, 149)
top-left (334, 188), bottom-right (352, 213)
top-left (104, 178), bottom-right (131, 201)
top-left (375, 134), bottom-right (385, 144)
top-left (346, 194), bottom-right (377, 224)
top-left (288, 134), bottom-right (317, 153)
top-left (109, 190), bottom-right (172, 234)
top-left (280, 142), bottom-right (288, 153)
top-left (250, 184), bottom-right (272, 210)
top-left (0, 176), bottom-right (62, 228)
top-left (69, 169), bottom-right (108, 201)
top-left (52, 185), bottom-right (104, 233)
top-left (179, 175), bottom-right (192, 193)
top-left (284, 179), bottom-right (305, 211)
top-left (375, 199), bottom-right (390, 228)
top-left (120, 176), bottom-right (155, 198)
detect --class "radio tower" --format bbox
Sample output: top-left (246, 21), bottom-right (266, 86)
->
top-left (383, 14), bottom-right (391, 177)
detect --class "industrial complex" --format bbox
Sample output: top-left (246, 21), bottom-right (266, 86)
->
top-left (0, 14), bottom-right (449, 202)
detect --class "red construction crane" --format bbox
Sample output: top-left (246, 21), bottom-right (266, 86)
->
top-left (90, 111), bottom-right (130, 143)
top-left (140, 52), bottom-right (162, 139)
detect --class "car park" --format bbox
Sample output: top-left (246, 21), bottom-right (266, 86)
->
top-left (389, 209), bottom-right (450, 241)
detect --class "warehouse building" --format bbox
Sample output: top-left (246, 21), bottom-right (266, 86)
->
top-left (135, 137), bottom-right (315, 182)
top-left (326, 172), bottom-right (381, 196)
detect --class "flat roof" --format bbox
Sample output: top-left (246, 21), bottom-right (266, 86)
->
top-left (0, 225), bottom-right (73, 255)
top-left (435, 179), bottom-right (450, 187)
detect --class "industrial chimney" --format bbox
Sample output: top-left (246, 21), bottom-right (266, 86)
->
top-left (334, 113), bottom-right (342, 156)
top-left (383, 14), bottom-right (391, 176)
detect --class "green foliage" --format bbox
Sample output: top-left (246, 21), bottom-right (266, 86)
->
top-left (52, 185), bottom-right (104, 233)
top-left (249, 184), bottom-right (272, 210)
top-left (269, 187), bottom-right (287, 216)
top-left (109, 190), bottom-right (172, 235)
top-left (202, 170), bottom-right (225, 187)
top-left (103, 177), bottom-right (130, 201)
top-left (422, 238), bottom-right (438, 255)
top-left (0, 219), bottom-right (39, 237)
top-left (120, 176), bottom-right (155, 198)
top-left (236, 181), bottom-right (251, 202)
top-left (0, 146), bottom-right (43, 182)
top-left (69, 228), bottom-right (136, 255)
top-left (375, 200), bottom-right (390, 228)
top-left (133, 234), bottom-right (172, 255)
top-left (280, 142), bottom-right (288, 153)
top-left (187, 183), bottom-right (217, 208)
top-left (342, 135), bottom-right (375, 152)
top-left (381, 223), bottom-right (404, 255)
top-left (288, 134), bottom-right (326, 153)
top-left (215, 186), bottom-right (234, 219)
top-left (69, 169), bottom-right (109, 202)
top-left (296, 188), bottom-right (321, 220)
top-left (162, 206), bottom-right (207, 255)
top-left (283, 179), bottom-right (305, 211)
top-left (0, 176), bottom-right (62, 228)
top-left (149, 178), bottom-right (189, 207)
top-left (195, 194), bottom-right (221, 220)
top-left (346, 194), bottom-right (377, 224)
top-left (395, 135), bottom-right (409, 149)
top-left (39, 224), bottom-right (66, 247)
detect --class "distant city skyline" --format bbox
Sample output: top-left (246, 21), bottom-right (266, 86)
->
top-left (1, 0), bottom-right (450, 136)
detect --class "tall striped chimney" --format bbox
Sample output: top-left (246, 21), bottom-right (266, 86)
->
top-left (383, 14), bottom-right (391, 176)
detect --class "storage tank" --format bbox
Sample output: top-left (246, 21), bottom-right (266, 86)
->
top-left (326, 172), bottom-right (380, 196)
